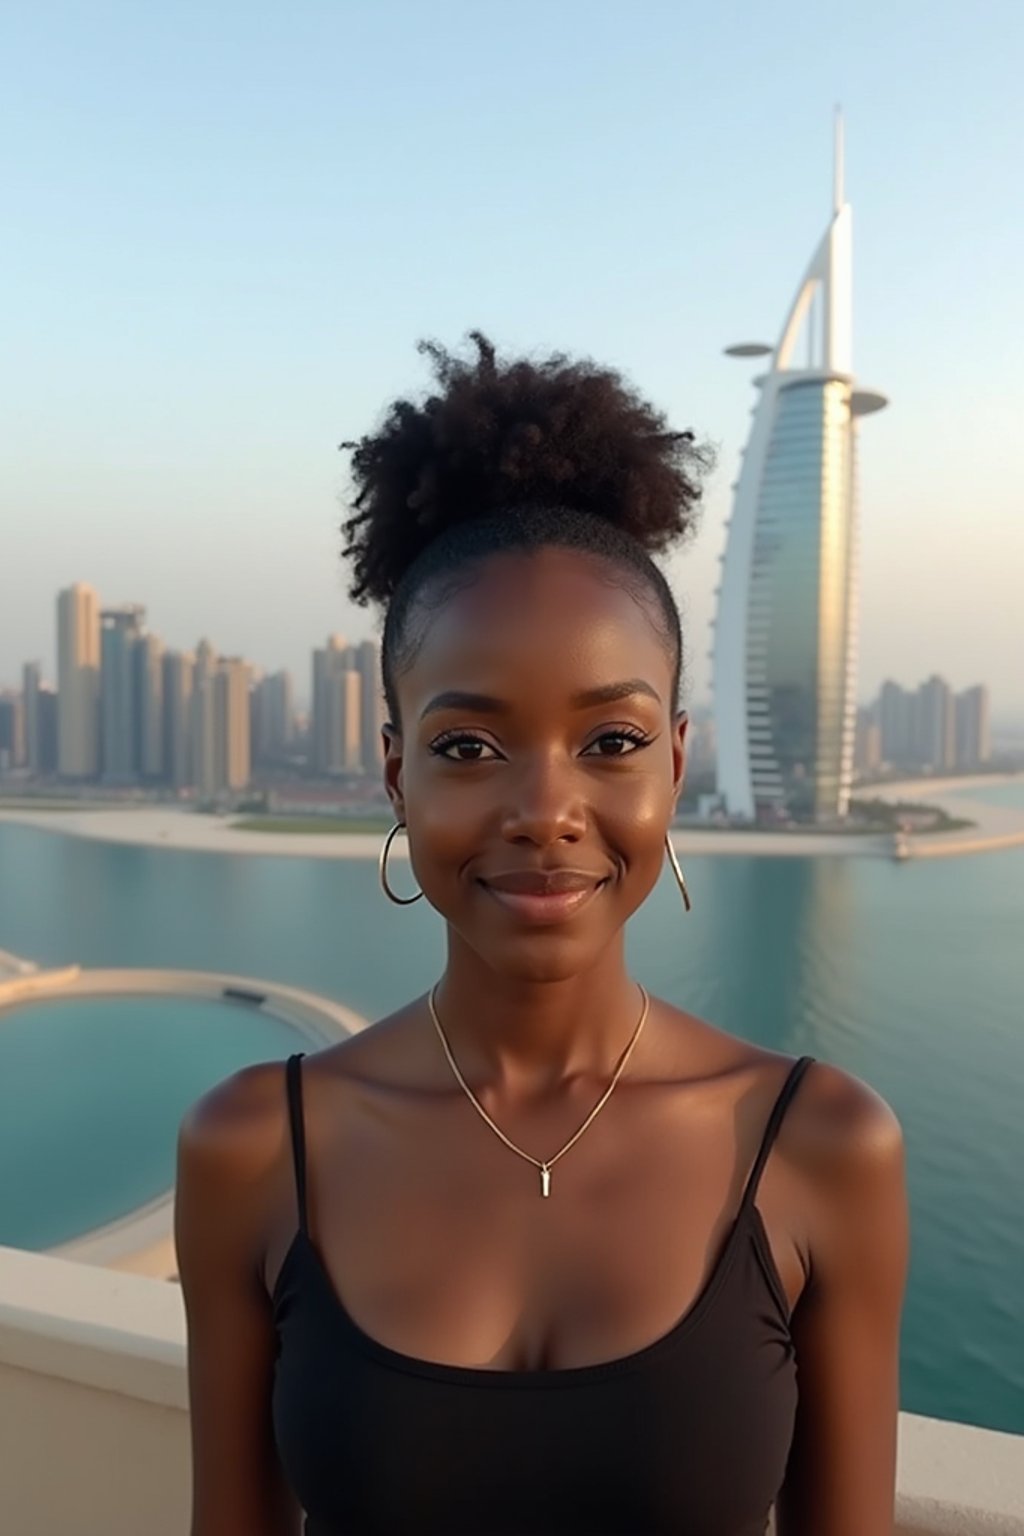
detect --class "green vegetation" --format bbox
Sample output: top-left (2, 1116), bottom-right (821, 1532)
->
top-left (671, 798), bottom-right (977, 835)
top-left (230, 816), bottom-right (393, 835)
top-left (232, 801), bottom-right (976, 839)
top-left (848, 798), bottom-right (975, 833)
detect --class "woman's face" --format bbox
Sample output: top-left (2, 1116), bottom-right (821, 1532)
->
top-left (384, 546), bottom-right (687, 982)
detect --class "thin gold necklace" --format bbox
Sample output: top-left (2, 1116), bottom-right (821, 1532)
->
top-left (427, 982), bottom-right (650, 1197)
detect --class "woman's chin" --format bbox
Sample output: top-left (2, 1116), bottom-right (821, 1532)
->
top-left (468, 933), bottom-right (615, 986)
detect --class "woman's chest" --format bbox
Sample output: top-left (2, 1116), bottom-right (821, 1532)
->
top-left (272, 1252), bottom-right (797, 1536)
top-left (275, 1111), bottom-right (801, 1374)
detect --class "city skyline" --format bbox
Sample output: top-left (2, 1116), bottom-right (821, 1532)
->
top-left (3, 4), bottom-right (1022, 727)
top-left (7, 580), bottom-right (1019, 731)
top-left (0, 576), bottom-right (997, 788)
top-left (0, 577), bottom-right (1004, 727)
top-left (0, 582), bottom-right (392, 792)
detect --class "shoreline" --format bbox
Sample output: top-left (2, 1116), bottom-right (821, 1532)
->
top-left (860, 772), bottom-right (1024, 859)
top-left (1, 771), bottom-right (1022, 859)
top-left (855, 771), bottom-right (1021, 798)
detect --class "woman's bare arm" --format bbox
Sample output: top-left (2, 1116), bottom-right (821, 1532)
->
top-left (775, 1067), bottom-right (910, 1536)
top-left (175, 1064), bottom-right (303, 1536)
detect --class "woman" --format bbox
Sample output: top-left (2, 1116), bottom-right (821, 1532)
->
top-left (175, 333), bottom-right (909, 1535)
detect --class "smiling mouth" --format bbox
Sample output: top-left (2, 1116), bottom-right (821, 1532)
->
top-left (478, 878), bottom-right (608, 925)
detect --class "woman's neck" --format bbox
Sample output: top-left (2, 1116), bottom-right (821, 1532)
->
top-left (431, 937), bottom-right (647, 1098)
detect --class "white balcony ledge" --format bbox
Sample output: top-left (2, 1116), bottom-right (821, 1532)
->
top-left (1, 1244), bottom-right (1022, 1536)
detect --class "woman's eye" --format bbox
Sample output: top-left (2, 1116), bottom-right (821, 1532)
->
top-left (583, 730), bottom-right (650, 757)
top-left (430, 734), bottom-right (499, 762)
top-left (430, 730), bottom-right (650, 761)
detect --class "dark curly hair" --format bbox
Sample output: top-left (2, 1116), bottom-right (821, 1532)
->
top-left (340, 331), bottom-right (713, 725)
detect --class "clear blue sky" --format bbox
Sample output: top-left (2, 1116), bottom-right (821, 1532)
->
top-left (3, 0), bottom-right (1022, 722)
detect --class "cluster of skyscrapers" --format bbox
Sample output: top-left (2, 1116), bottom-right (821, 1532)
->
top-left (855, 678), bottom-right (990, 777)
top-left (310, 635), bottom-right (387, 777)
top-left (0, 583), bottom-right (386, 799)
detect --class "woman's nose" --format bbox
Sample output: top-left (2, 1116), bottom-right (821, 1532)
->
top-left (498, 753), bottom-right (588, 845)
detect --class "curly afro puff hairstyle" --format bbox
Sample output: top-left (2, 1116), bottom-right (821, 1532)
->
top-left (339, 331), bottom-right (714, 726)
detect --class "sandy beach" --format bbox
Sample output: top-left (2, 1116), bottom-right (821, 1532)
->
top-left (2, 772), bottom-right (1022, 859)
top-left (855, 772), bottom-right (1024, 859)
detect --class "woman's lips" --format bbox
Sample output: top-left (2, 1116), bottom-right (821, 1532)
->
top-left (478, 878), bottom-right (607, 925)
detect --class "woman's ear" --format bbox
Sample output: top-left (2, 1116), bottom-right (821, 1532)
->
top-left (671, 710), bottom-right (688, 806)
top-left (382, 722), bottom-right (406, 823)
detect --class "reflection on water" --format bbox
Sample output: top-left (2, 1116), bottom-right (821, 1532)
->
top-left (0, 822), bottom-right (1022, 1433)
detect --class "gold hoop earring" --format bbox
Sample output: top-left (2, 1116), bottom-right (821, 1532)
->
top-left (379, 822), bottom-right (424, 905)
top-left (664, 832), bottom-right (692, 913)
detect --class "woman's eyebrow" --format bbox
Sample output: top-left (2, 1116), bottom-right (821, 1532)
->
top-left (420, 690), bottom-right (503, 720)
top-left (420, 679), bottom-right (661, 721)
top-left (571, 679), bottom-right (662, 709)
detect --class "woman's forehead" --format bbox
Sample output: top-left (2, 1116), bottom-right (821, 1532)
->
top-left (400, 548), bottom-right (672, 713)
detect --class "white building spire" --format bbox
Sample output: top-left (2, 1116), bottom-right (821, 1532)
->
top-left (833, 105), bottom-right (844, 215)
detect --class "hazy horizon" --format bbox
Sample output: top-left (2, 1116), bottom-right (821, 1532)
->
top-left (4, 2), bottom-right (1022, 723)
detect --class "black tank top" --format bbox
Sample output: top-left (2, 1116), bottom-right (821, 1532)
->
top-left (272, 1049), bottom-right (816, 1536)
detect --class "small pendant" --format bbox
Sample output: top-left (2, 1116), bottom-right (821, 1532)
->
top-left (540, 1164), bottom-right (551, 1197)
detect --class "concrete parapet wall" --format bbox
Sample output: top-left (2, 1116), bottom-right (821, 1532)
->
top-left (0, 1245), bottom-right (1021, 1536)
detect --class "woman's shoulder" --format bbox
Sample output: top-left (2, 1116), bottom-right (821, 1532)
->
top-left (742, 1042), bottom-right (906, 1260)
top-left (787, 1057), bottom-right (906, 1226)
top-left (175, 1057), bottom-right (298, 1210)
top-left (653, 997), bottom-right (905, 1187)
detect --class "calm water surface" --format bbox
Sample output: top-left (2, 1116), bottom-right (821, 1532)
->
top-left (0, 995), bottom-right (307, 1245)
top-left (0, 813), bottom-right (1021, 1434)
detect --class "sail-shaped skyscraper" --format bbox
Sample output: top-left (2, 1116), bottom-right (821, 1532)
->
top-left (713, 118), bottom-right (887, 823)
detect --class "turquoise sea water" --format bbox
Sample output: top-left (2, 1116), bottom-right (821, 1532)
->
top-left (946, 778), bottom-right (1024, 809)
top-left (0, 995), bottom-right (307, 1246)
top-left (0, 812), bottom-right (1021, 1434)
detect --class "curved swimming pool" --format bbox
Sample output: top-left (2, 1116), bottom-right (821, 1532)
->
top-left (0, 993), bottom-right (310, 1249)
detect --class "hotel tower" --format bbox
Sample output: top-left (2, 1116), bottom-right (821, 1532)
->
top-left (57, 582), bottom-right (101, 779)
top-left (712, 118), bottom-right (887, 823)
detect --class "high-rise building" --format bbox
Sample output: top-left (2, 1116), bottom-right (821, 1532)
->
top-left (37, 686), bottom-right (58, 774)
top-left (356, 638), bottom-right (387, 774)
top-left (312, 635), bottom-right (358, 774)
top-left (684, 707), bottom-right (716, 780)
top-left (100, 605), bottom-right (146, 783)
top-left (871, 676), bottom-right (989, 772)
top-left (191, 639), bottom-right (218, 799)
top-left (163, 650), bottom-right (194, 789)
top-left (915, 675), bottom-right (956, 773)
top-left (955, 685), bottom-right (990, 770)
top-left (0, 693), bottom-right (25, 771)
top-left (713, 118), bottom-right (887, 822)
top-left (853, 704), bottom-right (882, 776)
top-left (272, 670), bottom-right (294, 754)
top-left (57, 582), bottom-right (101, 778)
top-left (878, 680), bottom-right (914, 767)
top-left (214, 657), bottom-right (251, 792)
top-left (334, 667), bottom-right (362, 773)
top-left (312, 635), bottom-right (343, 772)
top-left (135, 632), bottom-right (165, 780)
top-left (252, 670), bottom-right (294, 765)
top-left (22, 662), bottom-right (42, 774)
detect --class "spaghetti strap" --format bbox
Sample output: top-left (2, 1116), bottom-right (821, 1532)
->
top-left (738, 1055), bottom-right (815, 1216)
top-left (284, 1053), bottom-right (309, 1236)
